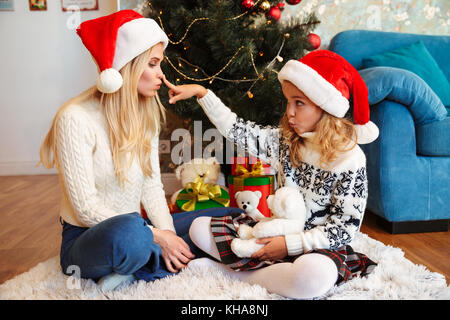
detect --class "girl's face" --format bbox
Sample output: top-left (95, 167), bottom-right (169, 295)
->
top-left (137, 42), bottom-right (165, 97)
top-left (282, 81), bottom-right (324, 136)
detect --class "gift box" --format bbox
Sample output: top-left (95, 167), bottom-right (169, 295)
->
top-left (230, 156), bottom-right (273, 175)
top-left (230, 156), bottom-right (249, 176)
top-left (228, 175), bottom-right (275, 217)
top-left (176, 178), bottom-right (230, 211)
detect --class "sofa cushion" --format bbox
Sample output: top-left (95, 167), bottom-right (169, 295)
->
top-left (362, 41), bottom-right (450, 107)
top-left (416, 117), bottom-right (450, 156)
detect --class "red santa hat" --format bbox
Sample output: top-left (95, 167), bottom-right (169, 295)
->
top-left (278, 50), bottom-right (379, 144)
top-left (76, 10), bottom-right (168, 93)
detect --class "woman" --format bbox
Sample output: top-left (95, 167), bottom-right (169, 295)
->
top-left (38, 10), bottom-right (237, 292)
top-left (164, 50), bottom-right (378, 299)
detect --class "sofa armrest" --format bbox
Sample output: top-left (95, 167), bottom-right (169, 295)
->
top-left (359, 67), bottom-right (447, 126)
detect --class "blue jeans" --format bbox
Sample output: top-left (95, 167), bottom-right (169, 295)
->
top-left (59, 207), bottom-right (244, 282)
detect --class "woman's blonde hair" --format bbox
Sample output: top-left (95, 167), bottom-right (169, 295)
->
top-left (280, 111), bottom-right (357, 169)
top-left (39, 46), bottom-right (166, 186)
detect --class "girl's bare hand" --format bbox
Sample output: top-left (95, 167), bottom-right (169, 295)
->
top-left (251, 236), bottom-right (288, 262)
top-left (162, 76), bottom-right (207, 104)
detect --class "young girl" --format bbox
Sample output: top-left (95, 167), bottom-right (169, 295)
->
top-left (38, 10), bottom-right (238, 292)
top-left (164, 50), bottom-right (379, 299)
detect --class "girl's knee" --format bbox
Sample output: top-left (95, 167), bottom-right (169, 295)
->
top-left (189, 216), bottom-right (211, 245)
top-left (290, 253), bottom-right (338, 299)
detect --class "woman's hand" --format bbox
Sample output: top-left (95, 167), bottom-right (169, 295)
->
top-left (251, 236), bottom-right (288, 262)
top-left (152, 228), bottom-right (195, 273)
top-left (162, 76), bottom-right (208, 104)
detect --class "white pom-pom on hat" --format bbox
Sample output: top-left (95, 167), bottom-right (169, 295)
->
top-left (355, 121), bottom-right (379, 145)
top-left (96, 68), bottom-right (123, 93)
top-left (76, 10), bottom-right (169, 94)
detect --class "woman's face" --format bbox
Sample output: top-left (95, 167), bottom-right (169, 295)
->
top-left (137, 42), bottom-right (165, 97)
top-left (282, 81), bottom-right (324, 136)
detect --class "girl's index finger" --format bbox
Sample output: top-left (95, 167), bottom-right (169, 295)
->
top-left (162, 75), bottom-right (177, 89)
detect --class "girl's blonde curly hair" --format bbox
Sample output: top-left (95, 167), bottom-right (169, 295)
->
top-left (280, 111), bottom-right (357, 169)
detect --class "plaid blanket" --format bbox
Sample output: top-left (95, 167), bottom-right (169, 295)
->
top-left (210, 213), bottom-right (377, 285)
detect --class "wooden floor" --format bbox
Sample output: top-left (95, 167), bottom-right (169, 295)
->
top-left (0, 175), bottom-right (449, 286)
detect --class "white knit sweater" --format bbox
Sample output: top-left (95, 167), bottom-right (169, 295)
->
top-left (55, 94), bottom-right (175, 232)
top-left (198, 90), bottom-right (368, 255)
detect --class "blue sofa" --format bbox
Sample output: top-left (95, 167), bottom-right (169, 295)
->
top-left (329, 30), bottom-right (450, 233)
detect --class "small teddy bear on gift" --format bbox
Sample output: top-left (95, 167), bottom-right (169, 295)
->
top-left (170, 157), bottom-right (224, 205)
top-left (231, 186), bottom-right (306, 258)
top-left (234, 190), bottom-right (266, 221)
top-left (233, 190), bottom-right (267, 240)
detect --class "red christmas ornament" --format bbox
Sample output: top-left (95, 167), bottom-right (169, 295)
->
top-left (307, 33), bottom-right (321, 50)
top-left (277, 2), bottom-right (285, 10)
top-left (241, 0), bottom-right (255, 10)
top-left (286, 0), bottom-right (302, 4)
top-left (267, 6), bottom-right (281, 20)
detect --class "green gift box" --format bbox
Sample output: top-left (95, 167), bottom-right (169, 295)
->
top-left (176, 186), bottom-right (230, 212)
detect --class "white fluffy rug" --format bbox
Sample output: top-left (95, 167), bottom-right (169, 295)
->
top-left (0, 232), bottom-right (448, 300)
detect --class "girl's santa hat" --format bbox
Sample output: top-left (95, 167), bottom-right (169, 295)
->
top-left (278, 50), bottom-right (379, 144)
top-left (76, 10), bottom-right (168, 93)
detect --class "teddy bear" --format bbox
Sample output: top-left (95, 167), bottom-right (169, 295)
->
top-left (234, 190), bottom-right (267, 240)
top-left (231, 186), bottom-right (306, 258)
top-left (170, 157), bottom-right (223, 205)
top-left (234, 190), bottom-right (266, 221)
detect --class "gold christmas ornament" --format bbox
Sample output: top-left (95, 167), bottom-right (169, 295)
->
top-left (247, 91), bottom-right (254, 98)
top-left (260, 1), bottom-right (270, 11)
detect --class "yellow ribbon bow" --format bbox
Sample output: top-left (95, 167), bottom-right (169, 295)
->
top-left (176, 177), bottom-right (230, 211)
top-left (234, 160), bottom-right (265, 177)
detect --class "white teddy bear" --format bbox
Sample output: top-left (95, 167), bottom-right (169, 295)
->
top-left (234, 190), bottom-right (266, 221)
top-left (231, 186), bottom-right (306, 258)
top-left (170, 157), bottom-right (222, 205)
top-left (234, 190), bottom-right (267, 240)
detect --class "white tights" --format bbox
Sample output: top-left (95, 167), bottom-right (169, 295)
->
top-left (189, 216), bottom-right (338, 300)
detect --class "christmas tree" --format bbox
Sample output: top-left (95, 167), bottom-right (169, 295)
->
top-left (145, 0), bottom-right (320, 128)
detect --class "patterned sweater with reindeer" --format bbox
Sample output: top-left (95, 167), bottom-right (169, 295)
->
top-left (198, 90), bottom-right (368, 256)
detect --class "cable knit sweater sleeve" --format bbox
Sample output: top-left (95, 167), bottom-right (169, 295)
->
top-left (140, 135), bottom-right (176, 233)
top-left (55, 108), bottom-right (119, 228)
top-left (197, 89), bottom-right (281, 167)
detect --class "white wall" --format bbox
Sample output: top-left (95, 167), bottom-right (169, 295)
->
top-left (0, 0), bottom-right (117, 175)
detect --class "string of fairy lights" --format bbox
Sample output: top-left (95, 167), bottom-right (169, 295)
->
top-left (145, 1), bottom-right (298, 99)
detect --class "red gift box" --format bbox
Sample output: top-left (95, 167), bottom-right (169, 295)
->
top-left (230, 156), bottom-right (249, 176)
top-left (230, 156), bottom-right (272, 175)
top-left (227, 175), bottom-right (275, 218)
